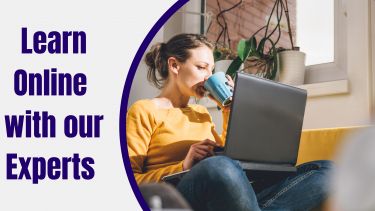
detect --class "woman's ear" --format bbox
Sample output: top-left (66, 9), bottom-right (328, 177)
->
top-left (167, 57), bottom-right (180, 75)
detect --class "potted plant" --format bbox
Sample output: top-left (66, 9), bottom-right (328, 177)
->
top-left (224, 0), bottom-right (306, 85)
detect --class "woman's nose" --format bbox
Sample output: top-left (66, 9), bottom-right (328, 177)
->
top-left (204, 72), bottom-right (212, 80)
top-left (204, 75), bottom-right (210, 81)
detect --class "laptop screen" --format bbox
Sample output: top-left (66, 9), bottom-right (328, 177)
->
top-left (224, 72), bottom-right (307, 165)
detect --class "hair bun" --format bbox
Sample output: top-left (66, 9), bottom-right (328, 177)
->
top-left (144, 42), bottom-right (167, 89)
top-left (145, 43), bottom-right (162, 69)
top-left (160, 43), bottom-right (167, 51)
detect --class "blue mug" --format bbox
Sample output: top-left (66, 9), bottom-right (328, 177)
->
top-left (204, 72), bottom-right (233, 106)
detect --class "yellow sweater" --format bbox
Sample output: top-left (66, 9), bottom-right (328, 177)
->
top-left (126, 99), bottom-right (229, 184)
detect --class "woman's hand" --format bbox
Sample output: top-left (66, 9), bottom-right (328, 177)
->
top-left (183, 139), bottom-right (218, 170)
top-left (208, 74), bottom-right (234, 111)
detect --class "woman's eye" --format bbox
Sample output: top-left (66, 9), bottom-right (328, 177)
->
top-left (197, 66), bottom-right (205, 70)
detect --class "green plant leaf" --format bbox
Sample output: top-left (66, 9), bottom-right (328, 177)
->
top-left (246, 36), bottom-right (258, 57)
top-left (257, 38), bottom-right (267, 54)
top-left (249, 50), bottom-right (261, 58)
top-left (270, 56), bottom-right (278, 80)
top-left (226, 56), bottom-right (243, 78)
top-left (237, 39), bottom-right (251, 62)
top-left (267, 39), bottom-right (278, 80)
top-left (249, 36), bottom-right (257, 52)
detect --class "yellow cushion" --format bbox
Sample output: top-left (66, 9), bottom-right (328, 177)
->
top-left (296, 126), bottom-right (367, 165)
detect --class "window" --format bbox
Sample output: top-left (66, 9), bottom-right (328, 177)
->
top-left (297, 0), bottom-right (334, 66)
top-left (300, 0), bottom-right (347, 83)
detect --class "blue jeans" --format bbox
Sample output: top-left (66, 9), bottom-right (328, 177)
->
top-left (176, 156), bottom-right (332, 211)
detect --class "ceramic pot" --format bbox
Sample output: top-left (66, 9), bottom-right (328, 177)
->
top-left (277, 50), bottom-right (306, 85)
top-left (214, 59), bottom-right (234, 73)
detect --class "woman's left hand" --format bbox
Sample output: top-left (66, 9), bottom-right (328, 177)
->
top-left (208, 74), bottom-right (234, 111)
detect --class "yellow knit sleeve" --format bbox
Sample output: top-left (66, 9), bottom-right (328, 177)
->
top-left (126, 101), bottom-right (184, 184)
top-left (220, 108), bottom-right (230, 144)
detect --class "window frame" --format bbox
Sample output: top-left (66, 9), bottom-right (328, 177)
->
top-left (303, 0), bottom-right (348, 84)
top-left (371, 0), bottom-right (375, 115)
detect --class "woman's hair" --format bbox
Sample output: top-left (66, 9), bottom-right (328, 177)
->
top-left (144, 33), bottom-right (213, 89)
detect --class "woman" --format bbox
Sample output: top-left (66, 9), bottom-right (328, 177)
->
top-left (127, 33), bottom-right (332, 210)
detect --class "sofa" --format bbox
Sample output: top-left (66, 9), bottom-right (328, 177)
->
top-left (296, 126), bottom-right (367, 165)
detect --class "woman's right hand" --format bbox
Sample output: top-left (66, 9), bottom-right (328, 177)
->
top-left (207, 74), bottom-right (234, 112)
top-left (183, 139), bottom-right (218, 170)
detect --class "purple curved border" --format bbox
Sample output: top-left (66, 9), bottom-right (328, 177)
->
top-left (119, 0), bottom-right (188, 210)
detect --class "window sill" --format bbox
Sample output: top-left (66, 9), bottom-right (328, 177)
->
top-left (297, 79), bottom-right (349, 98)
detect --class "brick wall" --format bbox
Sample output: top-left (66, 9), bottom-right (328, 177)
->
top-left (206, 0), bottom-right (296, 53)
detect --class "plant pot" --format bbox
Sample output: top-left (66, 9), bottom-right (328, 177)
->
top-left (277, 50), bottom-right (306, 85)
top-left (214, 60), bottom-right (234, 73)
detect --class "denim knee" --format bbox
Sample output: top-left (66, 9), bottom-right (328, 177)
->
top-left (310, 160), bottom-right (334, 169)
top-left (178, 156), bottom-right (260, 211)
top-left (194, 156), bottom-right (244, 185)
top-left (312, 160), bottom-right (334, 181)
top-left (298, 160), bottom-right (334, 195)
top-left (297, 160), bottom-right (334, 173)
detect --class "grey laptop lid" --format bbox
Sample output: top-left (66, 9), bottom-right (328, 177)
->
top-left (224, 72), bottom-right (307, 165)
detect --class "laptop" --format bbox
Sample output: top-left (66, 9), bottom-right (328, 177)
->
top-left (222, 72), bottom-right (307, 173)
top-left (162, 72), bottom-right (307, 184)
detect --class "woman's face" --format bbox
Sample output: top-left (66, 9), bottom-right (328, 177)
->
top-left (174, 45), bottom-right (214, 98)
